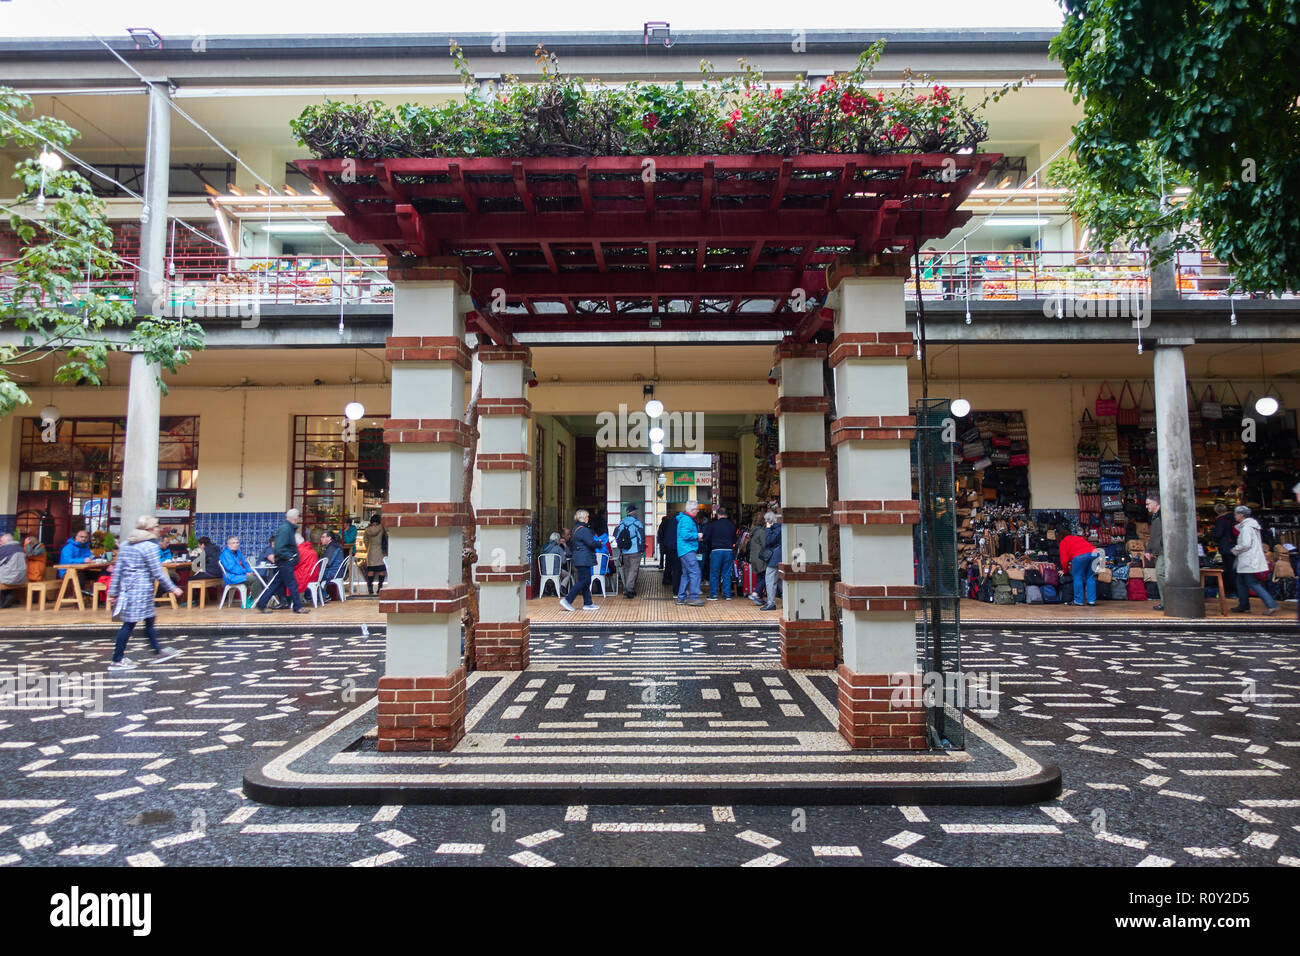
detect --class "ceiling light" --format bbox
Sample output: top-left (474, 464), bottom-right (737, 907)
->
top-left (261, 223), bottom-right (326, 234)
top-left (649, 426), bottom-right (665, 442)
top-left (651, 442), bottom-right (665, 455)
top-left (950, 398), bottom-right (971, 418)
top-left (645, 400), bottom-right (664, 418)
top-left (344, 401), bottom-right (365, 421)
top-left (1255, 395), bottom-right (1279, 417)
top-left (984, 217), bottom-right (1050, 227)
top-left (37, 148), bottom-right (62, 172)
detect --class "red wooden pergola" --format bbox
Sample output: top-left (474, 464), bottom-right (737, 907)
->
top-left (298, 153), bottom-right (996, 340)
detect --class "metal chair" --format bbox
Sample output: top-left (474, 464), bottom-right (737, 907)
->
top-left (591, 552), bottom-right (610, 597)
top-left (303, 559), bottom-right (329, 607)
top-left (218, 582), bottom-right (248, 609)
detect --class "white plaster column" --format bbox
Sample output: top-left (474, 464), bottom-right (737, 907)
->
top-left (827, 255), bottom-right (925, 750)
top-left (472, 344), bottom-right (533, 670)
top-left (772, 341), bottom-right (835, 669)
top-left (375, 260), bottom-right (473, 752)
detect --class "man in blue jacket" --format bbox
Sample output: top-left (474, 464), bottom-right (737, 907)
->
top-left (614, 504), bottom-right (644, 599)
top-left (675, 501), bottom-right (705, 606)
top-left (58, 530), bottom-right (93, 593)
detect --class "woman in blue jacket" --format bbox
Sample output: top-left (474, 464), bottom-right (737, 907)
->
top-left (559, 509), bottom-right (600, 612)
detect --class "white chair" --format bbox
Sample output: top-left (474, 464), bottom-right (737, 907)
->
top-left (218, 582), bottom-right (247, 609)
top-left (304, 559), bottom-right (329, 607)
top-left (537, 552), bottom-right (563, 598)
top-left (324, 560), bottom-right (349, 603)
top-left (591, 552), bottom-right (610, 597)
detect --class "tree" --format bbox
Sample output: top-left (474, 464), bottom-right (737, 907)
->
top-left (1050, 0), bottom-right (1300, 294)
top-left (0, 88), bottom-right (203, 416)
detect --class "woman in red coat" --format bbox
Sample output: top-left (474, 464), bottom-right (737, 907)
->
top-left (293, 534), bottom-right (320, 594)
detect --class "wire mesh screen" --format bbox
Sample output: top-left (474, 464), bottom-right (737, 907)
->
top-left (912, 398), bottom-right (963, 749)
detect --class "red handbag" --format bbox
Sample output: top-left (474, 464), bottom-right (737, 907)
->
top-left (1096, 382), bottom-right (1118, 417)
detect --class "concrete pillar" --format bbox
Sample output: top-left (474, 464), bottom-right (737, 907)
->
top-left (1153, 339), bottom-right (1206, 618)
top-left (773, 341), bottom-right (835, 668)
top-left (120, 79), bottom-right (171, 533)
top-left (827, 254), bottom-right (925, 750)
top-left (473, 343), bottom-right (533, 670)
top-left (376, 258), bottom-right (474, 751)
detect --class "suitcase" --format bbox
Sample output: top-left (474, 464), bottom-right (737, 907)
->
top-left (1126, 577), bottom-right (1147, 601)
top-left (740, 562), bottom-right (758, 597)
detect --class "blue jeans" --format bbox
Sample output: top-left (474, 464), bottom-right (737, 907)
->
top-left (113, 616), bottom-right (161, 662)
top-left (255, 561), bottom-right (302, 611)
top-left (1070, 553), bottom-right (1097, 605)
top-left (564, 565), bottom-right (594, 606)
top-left (1236, 572), bottom-right (1278, 611)
top-left (677, 550), bottom-right (702, 600)
top-left (708, 549), bottom-right (734, 598)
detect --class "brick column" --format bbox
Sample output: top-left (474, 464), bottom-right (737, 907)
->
top-left (773, 341), bottom-right (835, 669)
top-left (473, 344), bottom-right (533, 670)
top-left (376, 258), bottom-right (473, 752)
top-left (828, 254), bottom-right (925, 750)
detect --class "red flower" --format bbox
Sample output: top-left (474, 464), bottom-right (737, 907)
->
top-left (774, 88), bottom-right (783, 99)
top-left (642, 112), bottom-right (659, 131)
top-left (877, 92), bottom-right (884, 102)
top-left (731, 109), bottom-right (742, 122)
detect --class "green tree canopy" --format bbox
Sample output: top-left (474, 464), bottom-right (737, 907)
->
top-left (0, 88), bottom-right (203, 416)
top-left (1051, 0), bottom-right (1300, 293)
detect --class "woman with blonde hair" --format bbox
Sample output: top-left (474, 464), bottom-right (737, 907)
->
top-left (559, 508), bottom-right (600, 612)
top-left (107, 516), bottom-right (183, 671)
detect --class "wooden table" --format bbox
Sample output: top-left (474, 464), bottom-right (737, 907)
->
top-left (53, 562), bottom-right (110, 611)
top-left (1200, 567), bottom-right (1229, 616)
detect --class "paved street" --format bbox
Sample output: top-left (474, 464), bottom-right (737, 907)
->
top-left (0, 623), bottom-right (1297, 867)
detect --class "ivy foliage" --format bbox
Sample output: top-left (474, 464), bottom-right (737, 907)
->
top-left (0, 88), bottom-right (204, 417)
top-left (1051, 0), bottom-right (1300, 293)
top-left (292, 41), bottom-right (1022, 160)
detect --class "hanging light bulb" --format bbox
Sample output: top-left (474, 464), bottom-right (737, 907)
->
top-left (39, 404), bottom-right (60, 424)
top-left (651, 441), bottom-right (665, 455)
top-left (140, 203), bottom-right (151, 225)
top-left (645, 398), bottom-right (664, 418)
top-left (38, 148), bottom-right (62, 173)
top-left (1255, 395), bottom-right (1279, 417)
top-left (649, 426), bottom-right (665, 443)
top-left (34, 191), bottom-right (45, 212)
top-left (344, 401), bottom-right (365, 421)
top-left (950, 398), bottom-right (972, 418)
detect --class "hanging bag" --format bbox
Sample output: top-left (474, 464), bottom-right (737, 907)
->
top-left (1137, 380), bottom-right (1157, 430)
top-left (1220, 382), bottom-right (1243, 428)
top-left (1200, 385), bottom-right (1222, 421)
top-left (1186, 383), bottom-right (1203, 429)
top-left (1095, 382), bottom-right (1119, 417)
top-left (1117, 380), bottom-right (1140, 427)
top-left (1078, 408), bottom-right (1098, 442)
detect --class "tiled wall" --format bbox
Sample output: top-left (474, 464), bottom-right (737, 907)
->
top-left (193, 512), bottom-right (284, 551)
top-left (0, 515), bottom-right (12, 536)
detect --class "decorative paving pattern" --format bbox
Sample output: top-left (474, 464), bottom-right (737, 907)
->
top-left (0, 624), bottom-right (1296, 866)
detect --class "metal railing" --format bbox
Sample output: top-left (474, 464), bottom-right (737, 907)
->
top-left (3, 249), bottom-right (1296, 310)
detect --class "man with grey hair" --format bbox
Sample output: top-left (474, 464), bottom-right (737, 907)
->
top-left (254, 508), bottom-right (308, 614)
top-left (675, 501), bottom-right (705, 606)
top-left (1143, 493), bottom-right (1165, 611)
top-left (0, 533), bottom-right (26, 607)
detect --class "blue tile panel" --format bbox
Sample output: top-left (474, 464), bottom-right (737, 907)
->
top-left (194, 512), bottom-right (284, 550)
top-left (0, 515), bottom-right (12, 535)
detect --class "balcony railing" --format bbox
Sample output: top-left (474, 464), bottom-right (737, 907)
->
top-left (2, 249), bottom-right (1295, 310)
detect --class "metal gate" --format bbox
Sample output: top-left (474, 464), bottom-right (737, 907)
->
top-left (911, 398), bottom-right (963, 749)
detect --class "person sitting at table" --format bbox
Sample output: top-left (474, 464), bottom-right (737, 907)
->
top-left (58, 528), bottom-right (95, 595)
top-left (293, 532), bottom-right (320, 595)
top-left (219, 536), bottom-right (262, 604)
top-left (189, 536), bottom-right (223, 581)
top-left (0, 533), bottom-right (26, 608)
top-left (318, 530), bottom-right (346, 602)
top-left (539, 532), bottom-right (567, 559)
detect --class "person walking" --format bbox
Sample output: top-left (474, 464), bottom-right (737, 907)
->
top-left (614, 504), bottom-right (644, 599)
top-left (755, 510), bottom-right (782, 611)
top-left (1143, 493), bottom-right (1166, 611)
top-left (106, 516), bottom-right (183, 671)
top-left (658, 510), bottom-right (679, 591)
top-left (254, 509), bottom-right (309, 614)
top-left (559, 509), bottom-right (600, 612)
top-left (1230, 505), bottom-right (1279, 615)
top-left (1058, 527), bottom-right (1104, 606)
top-left (703, 506), bottom-right (738, 600)
top-left (745, 512), bottom-right (768, 603)
top-left (675, 500), bottom-right (705, 606)
top-left (362, 514), bottom-right (387, 594)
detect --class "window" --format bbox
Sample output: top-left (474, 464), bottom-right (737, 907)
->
top-left (291, 414), bottom-right (388, 534)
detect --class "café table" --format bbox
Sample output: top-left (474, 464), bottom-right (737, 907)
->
top-left (53, 561), bottom-right (110, 611)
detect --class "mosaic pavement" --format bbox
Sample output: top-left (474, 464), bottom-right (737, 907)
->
top-left (0, 623), bottom-right (1297, 866)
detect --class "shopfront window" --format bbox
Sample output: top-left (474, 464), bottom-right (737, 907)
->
top-left (291, 414), bottom-right (388, 535)
top-left (16, 416), bottom-right (199, 546)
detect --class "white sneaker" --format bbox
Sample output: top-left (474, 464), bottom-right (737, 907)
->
top-left (582, 604), bottom-right (601, 611)
top-left (153, 646), bottom-right (180, 664)
top-left (108, 657), bottom-right (138, 672)
top-left (559, 599), bottom-right (575, 611)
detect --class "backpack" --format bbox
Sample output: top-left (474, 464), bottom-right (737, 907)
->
top-left (978, 579), bottom-right (994, 603)
top-left (616, 522), bottom-right (633, 552)
top-left (1110, 578), bottom-right (1128, 601)
top-left (994, 585), bottom-right (1015, 605)
top-left (1144, 580), bottom-right (1160, 600)
top-left (1024, 568), bottom-right (1044, 586)
top-left (992, 568), bottom-right (1010, 588)
top-left (1026, 584), bottom-right (1044, 604)
top-left (1042, 565), bottom-right (1059, 587)
top-left (1112, 564), bottom-right (1130, 582)
top-left (1126, 577), bottom-right (1147, 601)
top-left (1042, 584), bottom-right (1060, 603)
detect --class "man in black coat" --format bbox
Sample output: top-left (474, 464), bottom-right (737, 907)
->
top-left (658, 511), bottom-right (679, 591)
